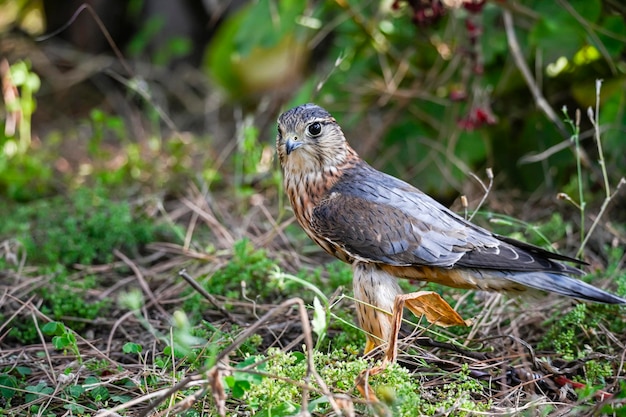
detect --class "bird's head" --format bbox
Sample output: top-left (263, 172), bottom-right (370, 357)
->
top-left (276, 104), bottom-right (353, 174)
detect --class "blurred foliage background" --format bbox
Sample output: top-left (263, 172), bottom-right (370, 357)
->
top-left (0, 0), bottom-right (625, 209)
top-left (1, 2), bottom-right (626, 413)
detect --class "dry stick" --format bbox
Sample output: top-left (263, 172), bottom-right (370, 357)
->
top-left (502, 9), bottom-right (592, 168)
top-left (106, 309), bottom-right (137, 356)
top-left (467, 168), bottom-right (494, 222)
top-left (133, 298), bottom-right (342, 417)
top-left (502, 10), bottom-right (568, 138)
top-left (614, 349), bottom-right (626, 387)
top-left (576, 176), bottom-right (626, 258)
top-left (463, 293), bottom-right (502, 343)
top-left (0, 294), bottom-right (36, 336)
top-left (519, 126), bottom-right (601, 164)
top-left (114, 249), bottom-right (169, 319)
top-left (181, 197), bottom-right (235, 247)
top-left (31, 311), bottom-right (57, 386)
top-left (37, 5), bottom-right (181, 135)
top-left (597, 323), bottom-right (626, 351)
top-left (253, 207), bottom-right (297, 249)
top-left (36, 4), bottom-right (133, 77)
top-left (96, 387), bottom-right (178, 417)
top-left (183, 209), bottom-right (200, 250)
top-left (178, 269), bottom-right (243, 325)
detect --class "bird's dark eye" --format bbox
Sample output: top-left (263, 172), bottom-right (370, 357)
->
top-left (307, 122), bottom-right (322, 137)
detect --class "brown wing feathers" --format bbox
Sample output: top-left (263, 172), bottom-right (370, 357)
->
top-left (313, 161), bottom-right (581, 275)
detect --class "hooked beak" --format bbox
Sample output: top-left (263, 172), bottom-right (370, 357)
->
top-left (285, 138), bottom-right (303, 155)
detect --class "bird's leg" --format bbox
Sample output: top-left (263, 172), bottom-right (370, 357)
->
top-left (353, 263), bottom-right (401, 402)
top-left (357, 290), bottom-right (469, 402)
top-left (353, 263), bottom-right (469, 402)
top-left (352, 263), bottom-right (402, 355)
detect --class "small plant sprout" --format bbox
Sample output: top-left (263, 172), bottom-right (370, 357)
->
top-left (559, 81), bottom-right (626, 258)
top-left (42, 322), bottom-right (82, 364)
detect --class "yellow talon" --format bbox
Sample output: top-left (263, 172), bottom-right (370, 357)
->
top-left (363, 338), bottom-right (377, 355)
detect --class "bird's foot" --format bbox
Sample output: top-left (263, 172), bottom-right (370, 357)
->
top-left (356, 357), bottom-right (389, 403)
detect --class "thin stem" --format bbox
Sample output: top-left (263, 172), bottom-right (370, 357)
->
top-left (575, 109), bottom-right (585, 249)
top-left (562, 107), bottom-right (585, 251)
top-left (577, 179), bottom-right (626, 258)
top-left (576, 80), bottom-right (625, 257)
top-left (591, 79), bottom-right (611, 199)
top-left (468, 168), bottom-right (494, 222)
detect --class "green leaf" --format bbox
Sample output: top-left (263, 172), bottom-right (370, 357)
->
top-left (16, 366), bottom-right (32, 376)
top-left (25, 382), bottom-right (53, 403)
top-left (90, 385), bottom-right (110, 402)
top-left (84, 376), bottom-right (100, 385)
top-left (25, 72), bottom-right (41, 92)
top-left (52, 335), bottom-right (70, 349)
top-left (111, 394), bottom-right (132, 403)
top-left (231, 380), bottom-right (250, 399)
top-left (236, 355), bottom-right (264, 369)
top-left (308, 395), bottom-right (330, 412)
top-left (225, 373), bottom-right (256, 399)
top-left (9, 61), bottom-right (29, 85)
top-left (0, 374), bottom-right (18, 399)
top-left (291, 351), bottom-right (306, 364)
top-left (233, 369), bottom-right (264, 385)
top-left (67, 384), bottom-right (85, 398)
top-left (226, 356), bottom-right (265, 398)
top-left (42, 321), bottom-right (64, 336)
top-left (123, 342), bottom-right (143, 354)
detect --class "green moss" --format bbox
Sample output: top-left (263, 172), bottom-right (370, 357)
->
top-left (539, 303), bottom-right (588, 359)
top-left (581, 360), bottom-right (614, 386)
top-left (8, 269), bottom-right (109, 344)
top-left (0, 186), bottom-right (161, 265)
top-left (183, 239), bottom-right (282, 319)
top-left (232, 349), bottom-right (490, 416)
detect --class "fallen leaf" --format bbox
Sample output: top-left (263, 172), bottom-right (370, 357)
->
top-left (399, 291), bottom-right (470, 327)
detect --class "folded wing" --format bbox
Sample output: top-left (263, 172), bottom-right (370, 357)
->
top-left (312, 163), bottom-right (584, 276)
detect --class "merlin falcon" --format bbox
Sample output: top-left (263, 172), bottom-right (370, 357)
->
top-left (276, 103), bottom-right (626, 359)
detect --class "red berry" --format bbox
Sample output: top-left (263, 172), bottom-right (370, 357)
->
top-left (463, 0), bottom-right (487, 13)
